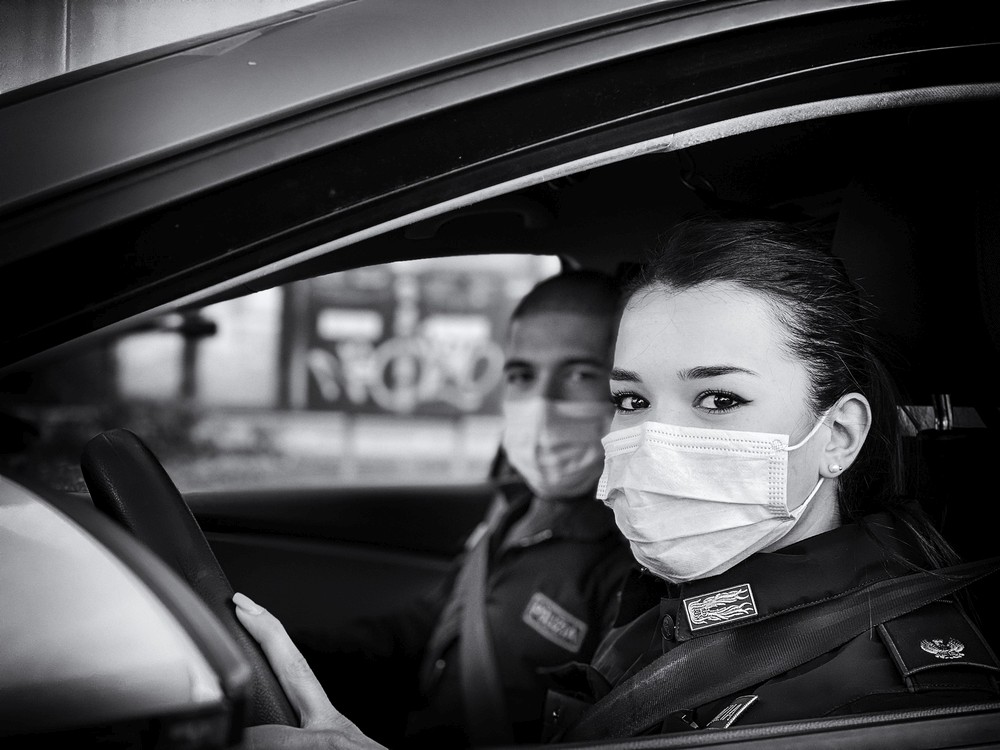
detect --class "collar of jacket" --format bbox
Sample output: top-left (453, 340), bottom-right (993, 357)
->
top-left (616, 514), bottom-right (918, 642)
top-left (491, 477), bottom-right (619, 550)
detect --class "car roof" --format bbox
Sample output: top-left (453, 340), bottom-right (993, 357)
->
top-left (0, 0), bottom-right (997, 401)
top-left (0, 0), bottom-right (878, 239)
top-left (0, 0), bottom-right (732, 216)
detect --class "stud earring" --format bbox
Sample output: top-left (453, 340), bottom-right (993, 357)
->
top-left (828, 463), bottom-right (843, 474)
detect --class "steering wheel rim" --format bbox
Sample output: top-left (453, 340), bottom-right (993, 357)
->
top-left (81, 428), bottom-right (297, 727)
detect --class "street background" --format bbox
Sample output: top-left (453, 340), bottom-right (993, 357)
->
top-left (0, 255), bottom-right (560, 492)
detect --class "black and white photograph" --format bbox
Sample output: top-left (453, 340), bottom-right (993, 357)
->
top-left (1, 1), bottom-right (999, 748)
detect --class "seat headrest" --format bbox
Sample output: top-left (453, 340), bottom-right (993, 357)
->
top-left (832, 114), bottom-right (998, 404)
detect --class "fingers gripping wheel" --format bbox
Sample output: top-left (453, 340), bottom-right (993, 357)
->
top-left (80, 428), bottom-right (297, 727)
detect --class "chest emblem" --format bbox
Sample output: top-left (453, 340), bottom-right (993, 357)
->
top-left (522, 592), bottom-right (588, 653)
top-left (920, 637), bottom-right (966, 660)
top-left (683, 584), bottom-right (757, 631)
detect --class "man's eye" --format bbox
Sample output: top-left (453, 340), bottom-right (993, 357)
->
top-left (565, 366), bottom-right (600, 382)
top-left (694, 391), bottom-right (748, 413)
top-left (505, 370), bottom-right (533, 386)
top-left (611, 392), bottom-right (649, 413)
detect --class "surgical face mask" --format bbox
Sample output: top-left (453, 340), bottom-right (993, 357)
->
top-left (502, 397), bottom-right (612, 500)
top-left (596, 414), bottom-right (830, 583)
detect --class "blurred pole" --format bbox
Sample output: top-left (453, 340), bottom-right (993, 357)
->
top-left (179, 311), bottom-right (200, 401)
top-left (279, 281), bottom-right (312, 410)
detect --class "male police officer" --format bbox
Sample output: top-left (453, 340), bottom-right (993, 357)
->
top-left (294, 270), bottom-right (634, 748)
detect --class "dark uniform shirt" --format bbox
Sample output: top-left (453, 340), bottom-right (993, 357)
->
top-left (404, 480), bottom-right (635, 747)
top-left (298, 478), bottom-right (634, 748)
top-left (543, 513), bottom-right (1000, 739)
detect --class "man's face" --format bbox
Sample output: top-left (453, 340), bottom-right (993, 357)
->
top-left (502, 310), bottom-right (613, 405)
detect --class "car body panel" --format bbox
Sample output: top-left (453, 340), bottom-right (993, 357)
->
top-left (0, 0), bottom-right (851, 216)
top-left (0, 477), bottom-right (222, 730)
top-left (0, 476), bottom-right (249, 743)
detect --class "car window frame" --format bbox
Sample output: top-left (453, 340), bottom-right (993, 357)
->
top-left (2, 1), bottom-right (998, 369)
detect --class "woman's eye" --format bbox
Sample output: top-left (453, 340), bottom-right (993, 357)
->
top-left (694, 391), bottom-right (748, 413)
top-left (611, 392), bottom-right (649, 413)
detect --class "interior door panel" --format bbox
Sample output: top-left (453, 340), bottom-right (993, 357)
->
top-left (189, 484), bottom-right (494, 636)
top-left (207, 533), bottom-right (452, 636)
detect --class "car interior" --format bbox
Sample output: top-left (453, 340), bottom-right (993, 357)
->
top-left (2, 78), bottom-right (999, 747)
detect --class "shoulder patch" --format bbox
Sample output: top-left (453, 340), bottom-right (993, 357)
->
top-left (878, 600), bottom-right (1000, 683)
top-left (522, 592), bottom-right (588, 653)
top-left (684, 584), bottom-right (758, 632)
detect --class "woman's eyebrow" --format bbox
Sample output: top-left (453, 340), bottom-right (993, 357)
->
top-left (610, 367), bottom-right (642, 381)
top-left (680, 365), bottom-right (758, 379)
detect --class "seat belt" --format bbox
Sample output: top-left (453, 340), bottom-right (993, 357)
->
top-left (561, 555), bottom-right (1000, 742)
top-left (457, 499), bottom-right (515, 747)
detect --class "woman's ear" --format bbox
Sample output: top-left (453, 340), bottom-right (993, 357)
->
top-left (820, 393), bottom-right (872, 478)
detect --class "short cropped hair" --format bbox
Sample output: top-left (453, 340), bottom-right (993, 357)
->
top-left (510, 269), bottom-right (621, 322)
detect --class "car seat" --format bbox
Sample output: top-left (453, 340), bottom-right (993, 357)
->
top-left (831, 104), bottom-right (1000, 643)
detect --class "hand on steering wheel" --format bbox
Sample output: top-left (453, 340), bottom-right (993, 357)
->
top-left (81, 428), bottom-right (296, 725)
top-left (233, 593), bottom-right (388, 750)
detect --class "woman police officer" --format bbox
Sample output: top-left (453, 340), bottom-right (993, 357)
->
top-left (232, 215), bottom-right (999, 748)
top-left (541, 215), bottom-right (999, 739)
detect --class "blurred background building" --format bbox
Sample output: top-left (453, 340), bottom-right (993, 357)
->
top-left (1, 0), bottom-right (328, 94)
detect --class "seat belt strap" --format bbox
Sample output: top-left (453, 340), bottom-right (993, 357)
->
top-left (563, 555), bottom-right (1000, 741)
top-left (457, 498), bottom-right (515, 746)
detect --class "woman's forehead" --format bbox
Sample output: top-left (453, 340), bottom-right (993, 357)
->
top-left (616, 282), bottom-right (794, 373)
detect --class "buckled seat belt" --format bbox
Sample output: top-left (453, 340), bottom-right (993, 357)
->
top-left (455, 506), bottom-right (514, 747)
top-left (560, 556), bottom-right (1000, 742)
top-left (457, 502), bottom-right (516, 747)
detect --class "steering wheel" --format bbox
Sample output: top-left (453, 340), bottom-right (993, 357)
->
top-left (81, 428), bottom-right (297, 728)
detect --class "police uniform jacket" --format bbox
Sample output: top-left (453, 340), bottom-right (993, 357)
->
top-left (404, 478), bottom-right (635, 747)
top-left (298, 476), bottom-right (634, 749)
top-left (543, 513), bottom-right (1000, 737)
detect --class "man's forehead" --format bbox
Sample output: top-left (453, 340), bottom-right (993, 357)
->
top-left (505, 311), bottom-right (614, 362)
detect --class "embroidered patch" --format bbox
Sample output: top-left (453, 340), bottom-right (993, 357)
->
top-left (920, 638), bottom-right (966, 660)
top-left (705, 694), bottom-right (759, 729)
top-left (878, 600), bottom-right (998, 680)
top-left (522, 592), bottom-right (588, 653)
top-left (683, 584), bottom-right (757, 631)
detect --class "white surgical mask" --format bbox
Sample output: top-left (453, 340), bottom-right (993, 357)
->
top-left (596, 414), bottom-right (830, 583)
top-left (502, 397), bottom-right (611, 500)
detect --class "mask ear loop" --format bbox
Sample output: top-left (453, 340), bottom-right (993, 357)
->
top-left (786, 407), bottom-right (835, 451)
top-left (784, 407), bottom-right (836, 515)
top-left (797, 476), bottom-right (825, 509)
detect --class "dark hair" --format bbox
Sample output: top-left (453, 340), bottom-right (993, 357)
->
top-left (626, 214), bottom-right (959, 570)
top-left (510, 268), bottom-right (621, 322)
top-left (507, 268), bottom-right (622, 355)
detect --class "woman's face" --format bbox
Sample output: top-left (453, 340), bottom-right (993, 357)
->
top-left (610, 281), bottom-right (827, 510)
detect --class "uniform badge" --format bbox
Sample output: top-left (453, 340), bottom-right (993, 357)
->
top-left (683, 584), bottom-right (757, 631)
top-left (522, 592), bottom-right (588, 653)
top-left (920, 637), bottom-right (966, 660)
top-left (705, 694), bottom-right (759, 729)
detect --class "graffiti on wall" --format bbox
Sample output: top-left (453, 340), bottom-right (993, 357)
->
top-left (307, 326), bottom-right (505, 414)
top-left (301, 267), bottom-right (518, 415)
